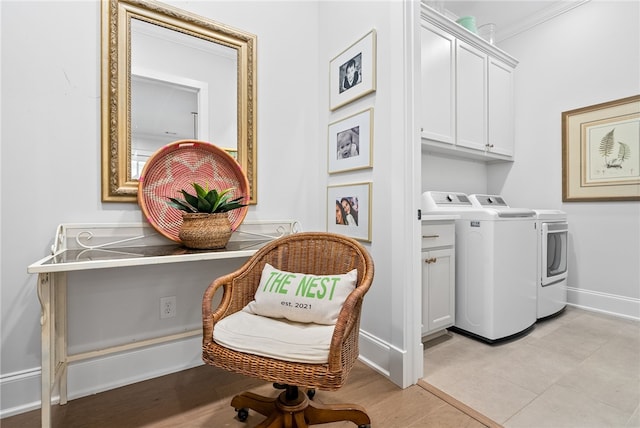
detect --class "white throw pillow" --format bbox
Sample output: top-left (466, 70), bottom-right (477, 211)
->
top-left (243, 263), bottom-right (357, 325)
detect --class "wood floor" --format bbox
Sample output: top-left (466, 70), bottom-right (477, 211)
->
top-left (2, 361), bottom-right (495, 427)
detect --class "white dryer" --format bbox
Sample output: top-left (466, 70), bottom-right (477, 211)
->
top-left (422, 191), bottom-right (537, 343)
top-left (469, 195), bottom-right (568, 320)
top-left (533, 209), bottom-right (568, 319)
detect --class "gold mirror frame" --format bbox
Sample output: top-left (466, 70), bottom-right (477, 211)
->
top-left (101, 0), bottom-right (257, 203)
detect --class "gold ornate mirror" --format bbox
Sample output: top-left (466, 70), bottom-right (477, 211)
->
top-left (101, 0), bottom-right (257, 203)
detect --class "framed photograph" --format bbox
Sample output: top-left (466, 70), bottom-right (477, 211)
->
top-left (329, 30), bottom-right (376, 110)
top-left (562, 95), bottom-right (640, 201)
top-left (328, 108), bottom-right (373, 173)
top-left (327, 182), bottom-right (372, 242)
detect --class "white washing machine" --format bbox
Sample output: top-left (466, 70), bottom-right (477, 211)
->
top-left (469, 195), bottom-right (568, 320)
top-left (422, 191), bottom-right (538, 343)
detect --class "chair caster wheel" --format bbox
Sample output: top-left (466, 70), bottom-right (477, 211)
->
top-left (236, 408), bottom-right (249, 422)
top-left (306, 388), bottom-right (316, 399)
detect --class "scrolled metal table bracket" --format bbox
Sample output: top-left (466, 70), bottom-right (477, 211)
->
top-left (75, 231), bottom-right (145, 250)
top-left (36, 273), bottom-right (49, 326)
top-left (235, 221), bottom-right (303, 241)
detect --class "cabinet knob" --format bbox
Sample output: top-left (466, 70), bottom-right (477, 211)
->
top-left (425, 257), bottom-right (437, 264)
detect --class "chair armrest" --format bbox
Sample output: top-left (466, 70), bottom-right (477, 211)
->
top-left (202, 258), bottom-right (267, 346)
top-left (326, 284), bottom-right (368, 370)
top-left (202, 272), bottom-right (233, 346)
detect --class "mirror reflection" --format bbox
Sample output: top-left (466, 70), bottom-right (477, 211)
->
top-left (130, 18), bottom-right (238, 178)
top-left (101, 0), bottom-right (257, 203)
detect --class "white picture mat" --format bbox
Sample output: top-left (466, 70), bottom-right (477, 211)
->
top-left (328, 108), bottom-right (373, 173)
top-left (329, 30), bottom-right (376, 110)
top-left (327, 182), bottom-right (371, 242)
top-left (562, 95), bottom-right (640, 201)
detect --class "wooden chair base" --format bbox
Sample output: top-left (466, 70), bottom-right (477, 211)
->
top-left (230, 388), bottom-right (371, 428)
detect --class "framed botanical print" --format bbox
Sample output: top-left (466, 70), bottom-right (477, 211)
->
top-left (562, 95), bottom-right (640, 201)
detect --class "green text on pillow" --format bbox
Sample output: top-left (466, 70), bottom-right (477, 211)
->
top-left (243, 263), bottom-right (357, 325)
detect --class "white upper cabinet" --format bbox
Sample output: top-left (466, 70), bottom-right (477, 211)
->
top-left (487, 57), bottom-right (515, 157)
top-left (420, 7), bottom-right (518, 162)
top-left (456, 40), bottom-right (487, 151)
top-left (420, 23), bottom-right (455, 145)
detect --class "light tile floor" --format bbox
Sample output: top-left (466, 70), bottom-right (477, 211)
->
top-left (423, 306), bottom-right (640, 427)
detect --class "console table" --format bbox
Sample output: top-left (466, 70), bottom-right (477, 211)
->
top-left (28, 221), bottom-right (300, 428)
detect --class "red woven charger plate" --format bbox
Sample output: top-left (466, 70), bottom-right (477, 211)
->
top-left (138, 140), bottom-right (250, 243)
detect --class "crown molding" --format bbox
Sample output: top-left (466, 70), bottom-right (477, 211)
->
top-left (420, 5), bottom-right (518, 67)
top-left (496, 0), bottom-right (591, 42)
top-left (422, 1), bottom-right (592, 44)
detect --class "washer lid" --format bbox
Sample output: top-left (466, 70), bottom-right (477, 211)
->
top-left (469, 194), bottom-right (536, 218)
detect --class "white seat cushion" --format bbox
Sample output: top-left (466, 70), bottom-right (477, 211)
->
top-left (213, 310), bottom-right (335, 364)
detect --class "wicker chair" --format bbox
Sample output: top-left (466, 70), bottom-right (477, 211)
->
top-left (202, 232), bottom-right (374, 427)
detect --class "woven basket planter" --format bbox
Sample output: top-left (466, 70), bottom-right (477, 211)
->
top-left (178, 212), bottom-right (233, 249)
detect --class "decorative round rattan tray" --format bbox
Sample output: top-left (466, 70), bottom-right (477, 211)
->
top-left (138, 140), bottom-right (249, 243)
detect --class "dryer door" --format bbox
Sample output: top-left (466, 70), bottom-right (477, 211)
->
top-left (542, 222), bottom-right (568, 286)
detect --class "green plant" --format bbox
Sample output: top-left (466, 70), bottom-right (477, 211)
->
top-left (599, 128), bottom-right (630, 169)
top-left (167, 183), bottom-right (247, 214)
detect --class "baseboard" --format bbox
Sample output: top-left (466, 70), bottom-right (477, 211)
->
top-left (2, 330), bottom-right (402, 419)
top-left (0, 336), bottom-right (202, 419)
top-left (66, 336), bottom-right (203, 400)
top-left (358, 329), bottom-right (392, 378)
top-left (567, 286), bottom-right (640, 321)
top-left (7, 293), bottom-right (632, 421)
top-left (358, 329), bottom-right (417, 388)
top-left (0, 368), bottom-right (43, 418)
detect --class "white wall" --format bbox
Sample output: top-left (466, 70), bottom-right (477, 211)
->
top-left (318, 0), bottom-right (421, 387)
top-left (0, 0), bottom-right (325, 416)
top-left (422, 150), bottom-right (489, 194)
top-left (494, 0), bottom-right (640, 316)
top-left (4, 0), bottom-right (637, 419)
top-left (1, 0), bottom-right (420, 417)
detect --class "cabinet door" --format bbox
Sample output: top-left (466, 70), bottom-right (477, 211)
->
top-left (421, 23), bottom-right (455, 144)
top-left (422, 248), bottom-right (455, 335)
top-left (488, 58), bottom-right (515, 157)
top-left (455, 40), bottom-right (487, 152)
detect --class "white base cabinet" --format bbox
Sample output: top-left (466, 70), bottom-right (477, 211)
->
top-left (421, 219), bottom-right (456, 336)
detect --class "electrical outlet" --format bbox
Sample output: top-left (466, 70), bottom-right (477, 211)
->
top-left (160, 296), bottom-right (176, 319)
